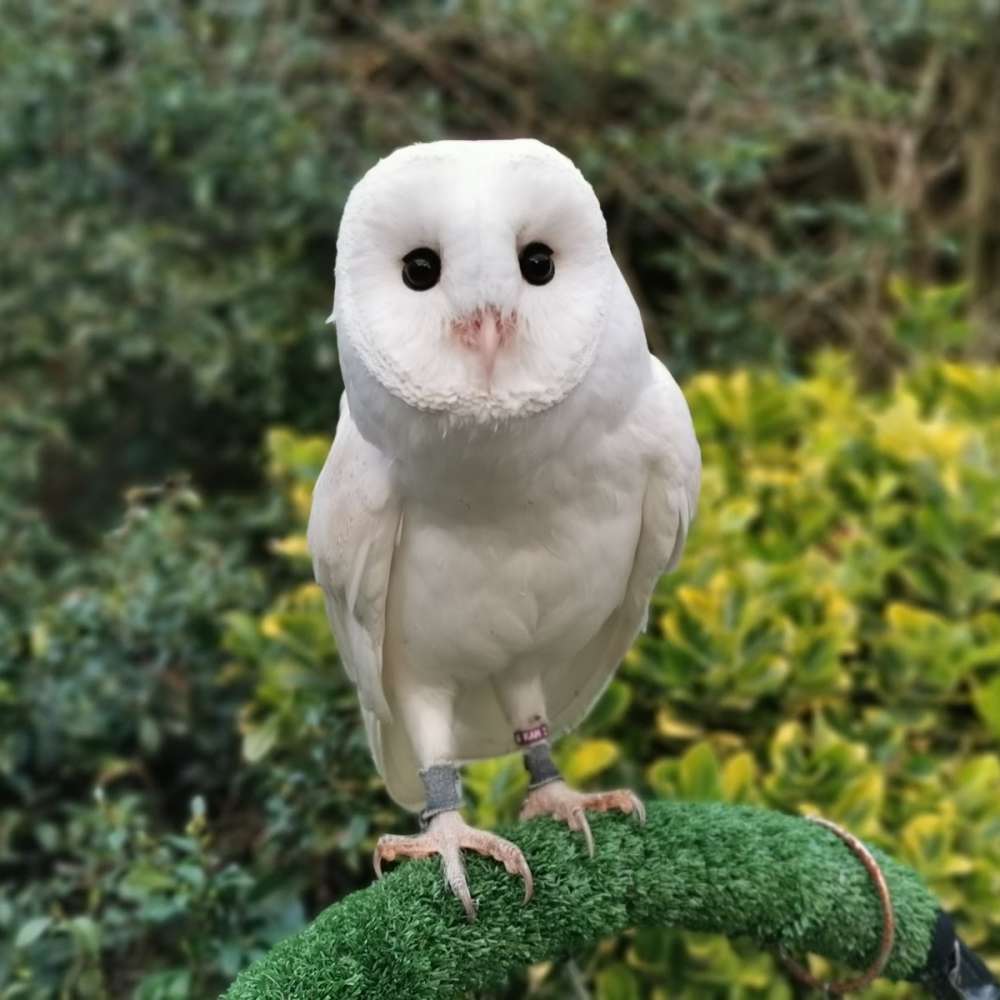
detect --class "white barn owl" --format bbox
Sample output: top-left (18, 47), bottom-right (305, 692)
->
top-left (308, 138), bottom-right (701, 920)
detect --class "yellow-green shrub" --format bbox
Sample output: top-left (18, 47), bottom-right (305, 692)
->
top-left (246, 354), bottom-right (999, 997)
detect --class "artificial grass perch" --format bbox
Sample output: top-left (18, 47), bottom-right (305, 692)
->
top-left (222, 801), bottom-right (998, 999)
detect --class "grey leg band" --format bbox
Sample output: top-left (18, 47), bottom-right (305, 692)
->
top-left (418, 763), bottom-right (462, 828)
top-left (523, 741), bottom-right (562, 790)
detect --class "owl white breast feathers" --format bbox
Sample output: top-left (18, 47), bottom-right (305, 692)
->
top-left (307, 138), bottom-right (700, 919)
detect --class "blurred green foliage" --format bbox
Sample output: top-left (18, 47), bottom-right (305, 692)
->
top-left (2, 0), bottom-right (999, 997)
top-left (4, 0), bottom-right (999, 537)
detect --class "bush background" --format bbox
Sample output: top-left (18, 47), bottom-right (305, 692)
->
top-left (2, 1), bottom-right (998, 997)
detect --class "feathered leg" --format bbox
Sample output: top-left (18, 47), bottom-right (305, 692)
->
top-left (519, 742), bottom-right (645, 856)
top-left (373, 678), bottom-right (532, 920)
top-left (493, 669), bottom-right (645, 857)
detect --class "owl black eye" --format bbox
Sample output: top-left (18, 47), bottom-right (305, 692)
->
top-left (401, 247), bottom-right (441, 291)
top-left (519, 242), bottom-right (555, 286)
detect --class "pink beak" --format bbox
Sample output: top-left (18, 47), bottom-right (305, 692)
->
top-left (477, 309), bottom-right (502, 380)
top-left (453, 306), bottom-right (511, 383)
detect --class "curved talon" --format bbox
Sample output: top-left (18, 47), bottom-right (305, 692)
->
top-left (520, 782), bottom-right (646, 856)
top-left (630, 793), bottom-right (647, 825)
top-left (373, 833), bottom-right (434, 880)
top-left (370, 813), bottom-right (533, 921)
top-left (511, 846), bottom-right (534, 903)
top-left (441, 845), bottom-right (477, 921)
top-left (373, 836), bottom-right (395, 879)
top-left (468, 829), bottom-right (534, 904)
top-left (569, 807), bottom-right (595, 857)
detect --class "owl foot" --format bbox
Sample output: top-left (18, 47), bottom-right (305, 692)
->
top-left (373, 809), bottom-right (533, 921)
top-left (519, 780), bottom-right (646, 857)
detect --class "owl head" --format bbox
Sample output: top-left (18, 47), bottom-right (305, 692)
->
top-left (331, 139), bottom-right (615, 429)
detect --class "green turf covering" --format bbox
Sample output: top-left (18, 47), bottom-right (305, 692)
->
top-left (222, 801), bottom-right (940, 999)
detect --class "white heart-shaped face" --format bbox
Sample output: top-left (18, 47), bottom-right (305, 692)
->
top-left (333, 139), bottom-right (614, 424)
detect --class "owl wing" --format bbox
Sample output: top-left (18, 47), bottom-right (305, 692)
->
top-left (546, 355), bottom-right (701, 734)
top-left (307, 395), bottom-right (401, 725)
top-left (534, 354), bottom-right (700, 735)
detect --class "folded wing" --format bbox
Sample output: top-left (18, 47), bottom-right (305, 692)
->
top-left (526, 355), bottom-right (701, 739)
top-left (307, 396), bottom-right (401, 727)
